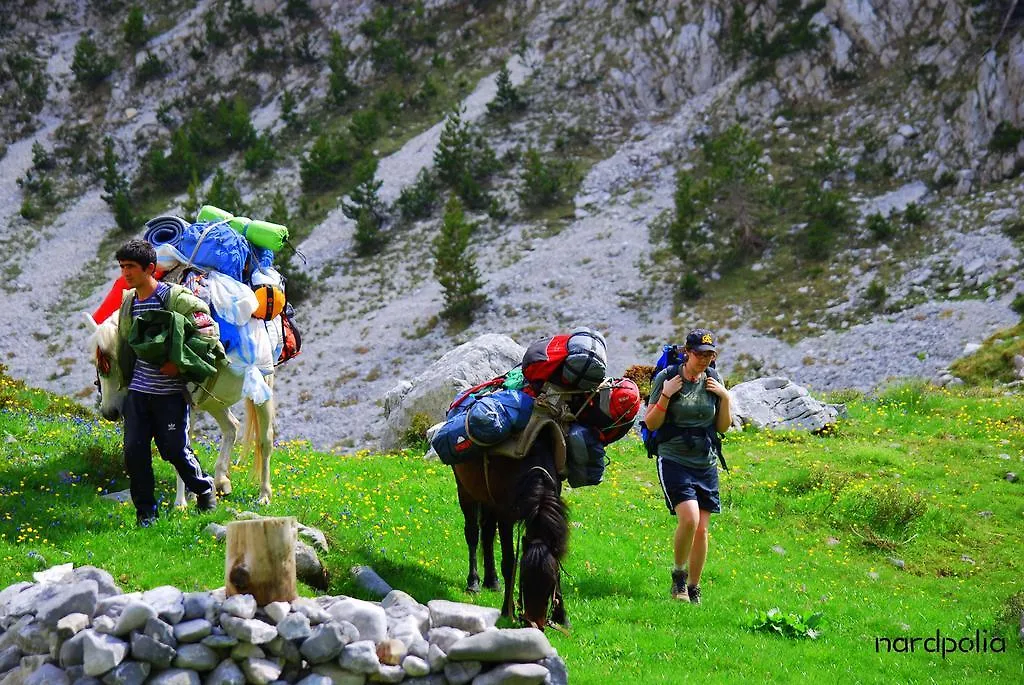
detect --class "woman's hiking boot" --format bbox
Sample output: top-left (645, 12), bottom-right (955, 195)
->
top-left (687, 584), bottom-right (701, 605)
top-left (670, 569), bottom-right (689, 601)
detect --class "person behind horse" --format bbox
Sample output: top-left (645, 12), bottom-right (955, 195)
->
top-left (98, 239), bottom-right (219, 526)
top-left (643, 328), bottom-right (732, 604)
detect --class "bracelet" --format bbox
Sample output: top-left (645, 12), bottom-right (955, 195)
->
top-left (654, 401), bottom-right (668, 412)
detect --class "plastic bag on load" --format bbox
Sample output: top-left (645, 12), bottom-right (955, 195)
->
top-left (206, 270), bottom-right (258, 325)
top-left (251, 266), bottom-right (283, 288)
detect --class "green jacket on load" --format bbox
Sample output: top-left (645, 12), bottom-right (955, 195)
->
top-left (128, 309), bottom-right (224, 383)
top-left (115, 285), bottom-right (223, 390)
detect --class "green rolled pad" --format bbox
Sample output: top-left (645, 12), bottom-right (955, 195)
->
top-left (197, 205), bottom-right (289, 252)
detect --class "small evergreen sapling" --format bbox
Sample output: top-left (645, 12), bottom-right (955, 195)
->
top-left (433, 196), bottom-right (485, 322)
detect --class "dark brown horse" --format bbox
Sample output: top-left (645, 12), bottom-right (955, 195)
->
top-left (453, 440), bottom-right (570, 630)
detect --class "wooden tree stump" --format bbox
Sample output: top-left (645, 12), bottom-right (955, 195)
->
top-left (225, 517), bottom-right (297, 605)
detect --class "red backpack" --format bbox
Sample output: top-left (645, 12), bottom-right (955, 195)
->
top-left (276, 304), bottom-right (302, 366)
top-left (575, 377), bottom-right (641, 444)
top-left (521, 334), bottom-right (571, 391)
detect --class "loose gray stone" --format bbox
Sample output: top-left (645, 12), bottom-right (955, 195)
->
top-left (172, 618), bottom-right (212, 643)
top-left (444, 660), bottom-right (481, 685)
top-left (275, 613), bottom-right (311, 641)
top-left (264, 636), bottom-right (302, 664)
top-left (263, 602), bottom-right (290, 625)
top-left (203, 523), bottom-right (227, 543)
top-left (229, 643), bottom-right (266, 661)
top-left (239, 657), bottom-right (283, 685)
top-left (297, 524), bottom-right (329, 553)
top-left (173, 643), bottom-right (218, 671)
top-left (67, 568), bottom-right (121, 599)
top-left (141, 588), bottom-right (184, 625)
top-left (538, 655), bottom-right (567, 685)
top-left (93, 615), bottom-right (117, 634)
top-left (24, 663), bottom-right (70, 685)
top-left (146, 668), bottom-right (201, 685)
top-left (426, 643), bottom-right (446, 672)
top-left (294, 676), bottom-right (333, 685)
top-left (299, 623), bottom-right (351, 664)
top-left (376, 638), bottom-right (406, 666)
top-left (110, 601), bottom-right (157, 637)
top-left (427, 627), bottom-right (468, 653)
top-left (402, 654), bottom-right (430, 677)
top-left (99, 660), bottom-right (149, 685)
top-left (375, 664), bottom-right (405, 683)
top-left (427, 601), bottom-right (499, 635)
top-left (63, 665), bottom-right (88, 682)
top-left (129, 632), bottom-right (175, 669)
top-left (143, 618), bottom-right (177, 648)
top-left (95, 595), bottom-right (134, 621)
top-left (59, 629), bottom-right (89, 667)
top-left (310, 662), bottom-right (366, 684)
top-left (16, 619), bottom-right (56, 655)
top-left (0, 645), bottom-right (22, 673)
top-left (205, 659), bottom-right (246, 685)
top-left (219, 615), bottom-right (277, 645)
top-left (471, 662), bottom-right (549, 685)
top-left (1007, 472), bottom-right (1018, 483)
top-left (200, 633), bottom-right (238, 650)
top-left (82, 631), bottom-right (128, 677)
top-left (56, 614), bottom-right (90, 640)
top-left (2, 585), bottom-right (48, 620)
top-left (447, 629), bottom-right (554, 662)
top-left (290, 599), bottom-right (330, 625)
top-left (0, 616), bottom-right (32, 650)
top-left (182, 593), bottom-right (217, 622)
top-left (403, 676), bottom-right (448, 685)
top-left (339, 640), bottom-right (379, 674)
top-left (0, 583), bottom-right (34, 617)
top-left (326, 598), bottom-right (386, 644)
top-left (36, 581), bottom-right (100, 628)
top-left (221, 595), bottom-right (257, 620)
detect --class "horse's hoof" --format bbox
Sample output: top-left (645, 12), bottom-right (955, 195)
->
top-left (215, 478), bottom-right (232, 496)
top-left (466, 580), bottom-right (481, 594)
top-left (256, 495), bottom-right (270, 506)
top-left (483, 580), bottom-right (501, 592)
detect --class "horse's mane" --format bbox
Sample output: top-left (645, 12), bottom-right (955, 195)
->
top-left (90, 317), bottom-right (119, 357)
top-left (517, 467), bottom-right (569, 560)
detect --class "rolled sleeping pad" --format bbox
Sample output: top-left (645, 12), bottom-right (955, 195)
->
top-left (197, 205), bottom-right (289, 252)
top-left (143, 215), bottom-right (189, 248)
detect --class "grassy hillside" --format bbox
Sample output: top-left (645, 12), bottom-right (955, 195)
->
top-left (1, 367), bottom-right (1022, 682)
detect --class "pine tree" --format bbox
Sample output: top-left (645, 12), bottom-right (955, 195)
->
top-left (269, 190), bottom-right (289, 226)
top-left (434, 107), bottom-right (472, 187)
top-left (487, 63), bottom-right (523, 116)
top-left (100, 137), bottom-right (136, 232)
top-left (327, 32), bottom-right (357, 105)
top-left (432, 196), bottom-right (485, 322)
top-left (181, 172), bottom-right (200, 220)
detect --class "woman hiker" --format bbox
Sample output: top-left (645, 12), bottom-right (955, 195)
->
top-left (643, 328), bottom-right (732, 604)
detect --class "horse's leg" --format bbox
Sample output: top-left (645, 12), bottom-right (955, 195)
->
top-left (481, 507), bottom-right (500, 591)
top-left (498, 518), bottom-right (516, 618)
top-left (207, 406), bottom-right (239, 496)
top-left (457, 480), bottom-right (481, 593)
top-left (174, 476), bottom-right (187, 509)
top-left (250, 397), bottom-right (274, 505)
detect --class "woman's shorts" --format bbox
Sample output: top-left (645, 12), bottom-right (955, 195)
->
top-left (656, 457), bottom-right (720, 514)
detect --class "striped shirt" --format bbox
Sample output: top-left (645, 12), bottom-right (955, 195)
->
top-left (128, 282), bottom-right (187, 396)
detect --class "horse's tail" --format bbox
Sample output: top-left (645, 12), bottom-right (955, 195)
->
top-left (242, 395), bottom-right (275, 482)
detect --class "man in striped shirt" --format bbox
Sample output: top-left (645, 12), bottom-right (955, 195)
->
top-left (113, 239), bottom-right (218, 527)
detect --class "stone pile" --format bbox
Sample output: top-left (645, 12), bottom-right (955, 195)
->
top-left (0, 565), bottom-right (567, 685)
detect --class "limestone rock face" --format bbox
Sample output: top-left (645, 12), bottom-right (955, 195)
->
top-left (380, 334), bottom-right (525, 450)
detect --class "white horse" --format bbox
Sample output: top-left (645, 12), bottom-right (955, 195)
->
top-left (84, 314), bottom-right (276, 506)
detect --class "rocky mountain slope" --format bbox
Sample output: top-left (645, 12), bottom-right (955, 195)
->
top-left (1, 0), bottom-right (1022, 450)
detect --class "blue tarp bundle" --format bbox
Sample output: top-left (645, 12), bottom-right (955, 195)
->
top-left (432, 389), bottom-right (535, 465)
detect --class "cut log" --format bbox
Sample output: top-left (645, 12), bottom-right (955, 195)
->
top-left (225, 516), bottom-right (298, 605)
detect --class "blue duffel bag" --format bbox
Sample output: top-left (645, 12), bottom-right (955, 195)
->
top-left (432, 389), bottom-right (534, 465)
top-left (565, 422), bottom-right (608, 488)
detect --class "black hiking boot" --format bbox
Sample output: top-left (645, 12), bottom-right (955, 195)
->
top-left (670, 569), bottom-right (689, 601)
top-left (196, 489), bottom-right (217, 512)
top-left (687, 584), bottom-right (701, 605)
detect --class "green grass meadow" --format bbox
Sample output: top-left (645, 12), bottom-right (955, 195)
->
top-left (1, 368), bottom-right (1022, 683)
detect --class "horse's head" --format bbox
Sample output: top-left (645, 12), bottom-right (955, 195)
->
top-left (83, 313), bottom-right (126, 421)
top-left (517, 465), bottom-right (570, 631)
